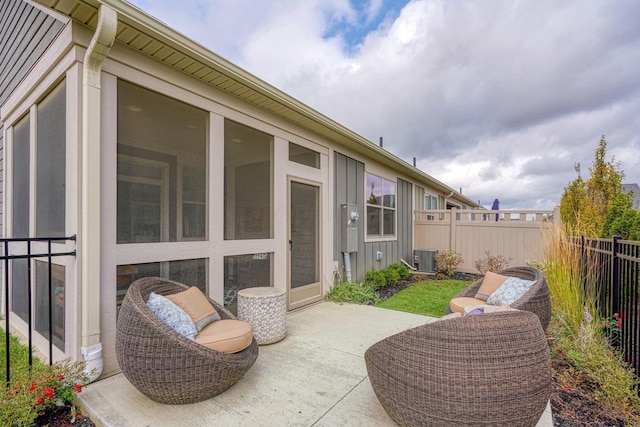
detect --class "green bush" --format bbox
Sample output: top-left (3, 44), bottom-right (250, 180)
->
top-left (363, 267), bottom-right (402, 290)
top-left (0, 334), bottom-right (89, 427)
top-left (434, 250), bottom-right (463, 276)
top-left (388, 263), bottom-right (411, 280)
top-left (325, 281), bottom-right (380, 305)
top-left (608, 209), bottom-right (640, 240)
top-left (363, 269), bottom-right (387, 290)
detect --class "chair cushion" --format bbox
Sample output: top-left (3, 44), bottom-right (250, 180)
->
top-left (195, 319), bottom-right (253, 353)
top-left (449, 297), bottom-right (489, 314)
top-left (487, 277), bottom-right (536, 305)
top-left (474, 271), bottom-right (509, 301)
top-left (146, 292), bottom-right (197, 340)
top-left (464, 304), bottom-right (513, 315)
top-left (167, 286), bottom-right (221, 331)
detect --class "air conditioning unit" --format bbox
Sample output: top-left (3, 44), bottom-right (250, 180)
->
top-left (414, 249), bottom-right (438, 272)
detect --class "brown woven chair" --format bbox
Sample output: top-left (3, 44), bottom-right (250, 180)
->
top-left (365, 310), bottom-right (551, 427)
top-left (444, 266), bottom-right (551, 330)
top-left (116, 277), bottom-right (259, 404)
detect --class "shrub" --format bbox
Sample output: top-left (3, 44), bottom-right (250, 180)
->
top-left (388, 263), bottom-right (411, 280)
top-left (474, 251), bottom-right (512, 274)
top-left (363, 269), bottom-right (387, 290)
top-left (364, 268), bottom-right (399, 290)
top-left (434, 250), bottom-right (463, 276)
top-left (0, 335), bottom-right (89, 427)
top-left (325, 281), bottom-right (380, 305)
top-left (525, 259), bottom-right (546, 271)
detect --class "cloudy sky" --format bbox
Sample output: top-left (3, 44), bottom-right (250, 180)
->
top-left (127, 0), bottom-right (640, 210)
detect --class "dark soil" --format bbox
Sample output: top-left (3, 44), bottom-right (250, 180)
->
top-left (549, 361), bottom-right (635, 426)
top-left (380, 273), bottom-right (640, 427)
top-left (33, 404), bottom-right (96, 427)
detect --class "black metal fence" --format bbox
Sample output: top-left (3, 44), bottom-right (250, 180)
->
top-left (577, 235), bottom-right (640, 376)
top-left (2, 236), bottom-right (76, 385)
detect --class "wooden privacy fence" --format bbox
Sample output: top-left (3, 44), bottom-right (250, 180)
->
top-left (413, 208), bottom-right (560, 273)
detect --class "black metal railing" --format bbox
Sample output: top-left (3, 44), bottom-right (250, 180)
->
top-left (576, 235), bottom-right (640, 377)
top-left (2, 235), bottom-right (76, 386)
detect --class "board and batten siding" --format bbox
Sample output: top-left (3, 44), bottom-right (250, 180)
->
top-left (0, 0), bottom-right (65, 238)
top-left (334, 152), bottom-right (412, 282)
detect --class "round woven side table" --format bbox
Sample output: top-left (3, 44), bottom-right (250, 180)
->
top-left (237, 287), bottom-right (287, 345)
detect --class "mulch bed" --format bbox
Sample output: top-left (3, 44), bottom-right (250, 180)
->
top-left (379, 273), bottom-right (640, 426)
top-left (34, 404), bottom-right (96, 427)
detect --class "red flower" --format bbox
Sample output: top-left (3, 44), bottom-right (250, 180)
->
top-left (36, 397), bottom-right (43, 406)
top-left (73, 383), bottom-right (83, 393)
top-left (617, 321), bottom-right (623, 328)
top-left (58, 374), bottom-right (65, 380)
top-left (29, 383), bottom-right (37, 392)
top-left (44, 388), bottom-right (55, 399)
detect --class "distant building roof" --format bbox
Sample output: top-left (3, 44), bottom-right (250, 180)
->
top-left (623, 183), bottom-right (640, 210)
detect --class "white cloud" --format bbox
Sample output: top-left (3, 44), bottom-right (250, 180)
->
top-left (127, 0), bottom-right (640, 210)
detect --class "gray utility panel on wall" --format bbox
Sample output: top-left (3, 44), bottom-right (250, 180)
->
top-left (341, 204), bottom-right (359, 253)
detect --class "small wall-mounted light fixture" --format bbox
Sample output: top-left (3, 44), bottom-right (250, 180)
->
top-left (376, 251), bottom-right (383, 261)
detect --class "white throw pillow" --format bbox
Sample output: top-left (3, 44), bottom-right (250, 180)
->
top-left (486, 277), bottom-right (536, 305)
top-left (147, 292), bottom-right (197, 340)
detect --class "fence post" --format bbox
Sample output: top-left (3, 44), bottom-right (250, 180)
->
top-left (612, 235), bottom-right (621, 316)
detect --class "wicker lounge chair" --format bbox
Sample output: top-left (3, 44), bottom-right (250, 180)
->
top-left (444, 266), bottom-right (551, 330)
top-left (116, 277), bottom-right (259, 404)
top-left (365, 310), bottom-right (551, 427)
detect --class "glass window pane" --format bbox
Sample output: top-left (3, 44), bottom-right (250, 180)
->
top-left (13, 114), bottom-right (30, 238)
top-left (35, 262), bottom-right (65, 350)
top-left (290, 182), bottom-right (319, 288)
top-left (383, 179), bottom-right (396, 208)
top-left (383, 208), bottom-right (395, 235)
top-left (224, 253), bottom-right (272, 312)
top-left (117, 80), bottom-right (208, 243)
top-left (366, 173), bottom-right (382, 205)
top-left (224, 120), bottom-right (273, 240)
top-left (36, 80), bottom-right (66, 237)
top-left (367, 206), bottom-right (380, 236)
top-left (289, 142), bottom-right (320, 168)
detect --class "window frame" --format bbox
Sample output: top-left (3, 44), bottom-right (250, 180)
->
top-left (365, 172), bottom-right (397, 239)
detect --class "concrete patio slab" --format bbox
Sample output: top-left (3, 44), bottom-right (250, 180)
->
top-left (77, 302), bottom-right (553, 426)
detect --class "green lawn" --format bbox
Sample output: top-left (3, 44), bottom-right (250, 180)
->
top-left (375, 279), bottom-right (471, 317)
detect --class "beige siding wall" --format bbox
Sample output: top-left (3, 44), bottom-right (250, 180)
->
top-left (414, 208), bottom-right (560, 273)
